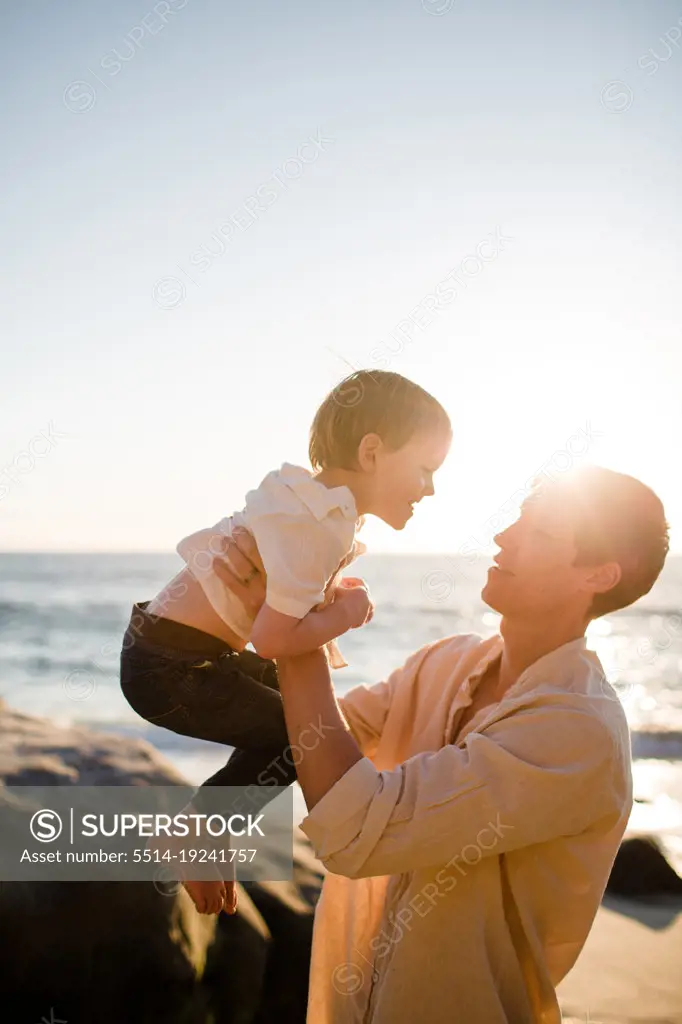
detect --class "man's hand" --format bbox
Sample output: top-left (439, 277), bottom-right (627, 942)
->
top-left (211, 527), bottom-right (267, 617)
top-left (211, 529), bottom-right (375, 630)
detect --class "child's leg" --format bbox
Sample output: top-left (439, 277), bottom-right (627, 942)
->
top-left (182, 653), bottom-right (298, 912)
top-left (121, 640), bottom-right (298, 816)
top-left (120, 620), bottom-right (297, 913)
top-left (197, 649), bottom-right (297, 790)
top-left (121, 639), bottom-right (290, 752)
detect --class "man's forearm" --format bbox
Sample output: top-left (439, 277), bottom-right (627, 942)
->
top-left (276, 650), bottom-right (363, 810)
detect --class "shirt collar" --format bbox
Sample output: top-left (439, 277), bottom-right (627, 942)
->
top-left (464, 634), bottom-right (589, 699)
top-left (472, 635), bottom-right (589, 698)
top-left (278, 463), bottom-right (358, 522)
top-left (517, 636), bottom-right (588, 682)
top-left (446, 635), bottom-right (590, 743)
top-left (468, 635), bottom-right (504, 684)
top-left (444, 636), bottom-right (501, 741)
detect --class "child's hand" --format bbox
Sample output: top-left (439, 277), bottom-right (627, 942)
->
top-left (334, 578), bottom-right (374, 628)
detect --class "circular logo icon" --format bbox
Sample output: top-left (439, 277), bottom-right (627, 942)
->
top-left (332, 377), bottom-right (365, 409)
top-left (153, 276), bottom-right (186, 310)
top-left (421, 569), bottom-right (455, 603)
top-left (63, 669), bottom-right (97, 701)
top-left (421, 0), bottom-right (456, 13)
top-left (600, 80), bottom-right (634, 113)
top-left (30, 809), bottom-right (63, 843)
top-left (332, 961), bottom-right (365, 995)
top-left (63, 80), bottom-right (97, 114)
top-left (152, 865), bottom-right (183, 898)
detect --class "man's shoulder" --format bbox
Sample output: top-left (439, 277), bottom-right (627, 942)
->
top-left (409, 632), bottom-right (499, 678)
top-left (520, 646), bottom-right (631, 732)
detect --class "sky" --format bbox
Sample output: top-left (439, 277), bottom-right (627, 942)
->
top-left (1, 0), bottom-right (681, 553)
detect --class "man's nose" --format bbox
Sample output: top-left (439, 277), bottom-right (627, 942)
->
top-left (423, 480), bottom-right (435, 498)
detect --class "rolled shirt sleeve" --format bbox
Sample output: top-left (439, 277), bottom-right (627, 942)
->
top-left (300, 703), bottom-right (626, 879)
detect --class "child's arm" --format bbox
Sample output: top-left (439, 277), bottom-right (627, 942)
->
top-left (250, 584), bottom-right (372, 661)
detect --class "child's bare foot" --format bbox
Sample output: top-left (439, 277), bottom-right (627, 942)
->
top-left (146, 826), bottom-right (234, 916)
top-left (181, 869), bottom-right (237, 915)
top-left (223, 879), bottom-right (237, 914)
top-left (182, 876), bottom-right (227, 915)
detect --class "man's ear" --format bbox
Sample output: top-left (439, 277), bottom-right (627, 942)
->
top-left (357, 433), bottom-right (383, 472)
top-left (584, 561), bottom-right (622, 595)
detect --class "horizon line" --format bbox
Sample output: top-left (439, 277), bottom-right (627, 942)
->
top-left (1, 549), bottom-right (681, 559)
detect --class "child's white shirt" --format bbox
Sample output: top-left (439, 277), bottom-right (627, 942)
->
top-left (176, 463), bottom-right (364, 646)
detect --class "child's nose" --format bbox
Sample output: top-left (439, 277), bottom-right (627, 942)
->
top-left (494, 521), bottom-right (516, 546)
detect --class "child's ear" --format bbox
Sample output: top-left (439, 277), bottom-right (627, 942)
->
top-left (357, 433), bottom-right (383, 471)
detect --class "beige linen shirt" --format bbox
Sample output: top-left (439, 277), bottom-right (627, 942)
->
top-left (299, 633), bottom-right (633, 1024)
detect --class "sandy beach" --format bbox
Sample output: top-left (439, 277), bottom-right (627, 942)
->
top-left (559, 893), bottom-right (682, 1023)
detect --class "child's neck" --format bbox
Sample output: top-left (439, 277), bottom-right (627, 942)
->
top-left (314, 467), bottom-right (369, 515)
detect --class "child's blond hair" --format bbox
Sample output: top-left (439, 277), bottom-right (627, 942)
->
top-left (309, 370), bottom-right (451, 471)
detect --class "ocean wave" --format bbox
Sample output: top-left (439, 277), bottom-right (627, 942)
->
top-left (0, 601), bottom-right (27, 617)
top-left (0, 603), bottom-right (127, 638)
top-left (632, 730), bottom-right (682, 761)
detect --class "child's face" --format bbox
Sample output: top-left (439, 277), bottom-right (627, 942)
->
top-left (364, 428), bottom-right (452, 530)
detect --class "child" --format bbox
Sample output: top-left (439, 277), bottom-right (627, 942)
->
top-left (119, 369), bottom-right (451, 915)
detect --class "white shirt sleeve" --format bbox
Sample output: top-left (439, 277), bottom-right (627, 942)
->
top-left (249, 509), bottom-right (354, 620)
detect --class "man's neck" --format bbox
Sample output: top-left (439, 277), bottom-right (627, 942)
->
top-left (496, 614), bottom-right (588, 694)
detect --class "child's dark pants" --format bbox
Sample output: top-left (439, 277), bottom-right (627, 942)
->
top-left (119, 602), bottom-right (297, 815)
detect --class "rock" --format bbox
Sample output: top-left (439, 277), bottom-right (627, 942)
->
top-left (605, 835), bottom-right (682, 898)
top-left (0, 704), bottom-right (188, 786)
top-left (203, 887), bottom-right (271, 1024)
top-left (0, 877), bottom-right (216, 1024)
top-left (0, 703), bottom-right (323, 1024)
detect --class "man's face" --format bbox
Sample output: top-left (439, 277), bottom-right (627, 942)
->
top-left (481, 490), bottom-right (596, 619)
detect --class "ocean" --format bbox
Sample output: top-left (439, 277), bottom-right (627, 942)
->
top-left (2, 552), bottom-right (682, 866)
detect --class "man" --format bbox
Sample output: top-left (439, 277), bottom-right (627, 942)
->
top-left (213, 464), bottom-right (669, 1023)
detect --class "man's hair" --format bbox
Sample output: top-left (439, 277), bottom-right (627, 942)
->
top-left (530, 465), bottom-right (669, 617)
top-left (309, 370), bottom-right (451, 471)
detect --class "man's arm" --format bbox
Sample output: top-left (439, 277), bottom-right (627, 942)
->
top-left (278, 649), bottom-right (629, 879)
top-left (277, 649), bottom-right (365, 808)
